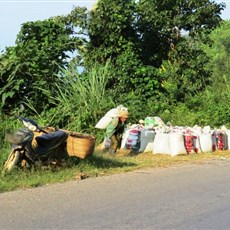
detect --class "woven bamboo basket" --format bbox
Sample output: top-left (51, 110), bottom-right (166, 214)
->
top-left (66, 132), bottom-right (96, 159)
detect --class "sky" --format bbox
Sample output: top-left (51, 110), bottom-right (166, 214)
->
top-left (0, 0), bottom-right (229, 50)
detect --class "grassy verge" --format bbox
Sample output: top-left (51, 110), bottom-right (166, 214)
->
top-left (1, 149), bottom-right (230, 193)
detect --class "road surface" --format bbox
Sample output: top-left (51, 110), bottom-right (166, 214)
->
top-left (1, 158), bottom-right (230, 230)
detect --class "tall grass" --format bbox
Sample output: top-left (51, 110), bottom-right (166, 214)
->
top-left (39, 60), bottom-right (115, 136)
top-left (0, 114), bottom-right (20, 167)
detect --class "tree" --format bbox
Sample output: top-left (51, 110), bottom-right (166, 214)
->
top-left (87, 0), bottom-right (224, 104)
top-left (205, 20), bottom-right (230, 80)
top-left (88, 0), bottom-right (137, 61)
top-left (135, 0), bottom-right (225, 66)
top-left (0, 0), bottom-right (226, 122)
top-left (0, 7), bottom-right (88, 114)
top-left (196, 20), bottom-right (230, 126)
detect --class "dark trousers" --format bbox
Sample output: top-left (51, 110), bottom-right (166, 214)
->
top-left (110, 133), bottom-right (122, 152)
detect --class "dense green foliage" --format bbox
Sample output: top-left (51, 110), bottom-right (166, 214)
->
top-left (197, 20), bottom-right (230, 126)
top-left (0, 7), bottom-right (88, 114)
top-left (87, 0), bottom-right (224, 103)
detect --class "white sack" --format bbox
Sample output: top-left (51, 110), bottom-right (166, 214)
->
top-left (95, 116), bottom-right (113, 129)
top-left (95, 108), bottom-right (119, 129)
top-left (199, 133), bottom-right (213, 153)
top-left (225, 130), bottom-right (230, 150)
top-left (153, 133), bottom-right (171, 155)
top-left (139, 130), bottom-right (155, 153)
top-left (104, 108), bottom-right (119, 117)
top-left (121, 128), bottom-right (130, 149)
top-left (170, 133), bottom-right (187, 156)
top-left (211, 131), bottom-right (227, 151)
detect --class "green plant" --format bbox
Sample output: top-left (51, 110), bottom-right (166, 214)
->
top-left (0, 114), bottom-right (20, 168)
top-left (1, 150), bottom-right (230, 193)
top-left (37, 60), bottom-right (115, 136)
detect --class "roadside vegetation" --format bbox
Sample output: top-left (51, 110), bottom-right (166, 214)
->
top-left (1, 149), bottom-right (230, 193)
top-left (0, 0), bottom-right (230, 192)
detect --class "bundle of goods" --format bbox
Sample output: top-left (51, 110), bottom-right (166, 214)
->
top-left (121, 124), bottom-right (156, 153)
top-left (153, 132), bottom-right (187, 157)
top-left (144, 116), bottom-right (165, 130)
top-left (125, 129), bottom-right (141, 152)
top-left (95, 105), bottom-right (128, 129)
top-left (97, 110), bottom-right (230, 156)
top-left (121, 123), bottom-right (230, 157)
top-left (151, 125), bottom-right (229, 156)
top-left (211, 130), bottom-right (228, 151)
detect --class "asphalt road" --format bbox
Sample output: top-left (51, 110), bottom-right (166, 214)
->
top-left (1, 158), bottom-right (230, 230)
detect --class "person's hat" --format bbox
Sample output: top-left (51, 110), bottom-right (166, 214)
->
top-left (119, 110), bottom-right (129, 118)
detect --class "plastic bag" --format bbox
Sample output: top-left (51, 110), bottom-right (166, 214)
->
top-left (103, 137), bottom-right (112, 149)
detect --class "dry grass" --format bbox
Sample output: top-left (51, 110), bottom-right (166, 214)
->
top-left (94, 148), bottom-right (230, 174)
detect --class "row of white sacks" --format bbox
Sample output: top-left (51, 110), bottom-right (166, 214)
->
top-left (120, 125), bottom-right (230, 156)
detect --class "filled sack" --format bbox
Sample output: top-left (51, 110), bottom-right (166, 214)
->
top-left (95, 108), bottom-right (119, 129)
top-left (144, 116), bottom-right (165, 129)
top-left (139, 130), bottom-right (155, 153)
top-left (95, 116), bottom-right (113, 129)
top-left (95, 105), bottom-right (128, 129)
top-left (153, 133), bottom-right (171, 155)
top-left (125, 129), bottom-right (141, 152)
